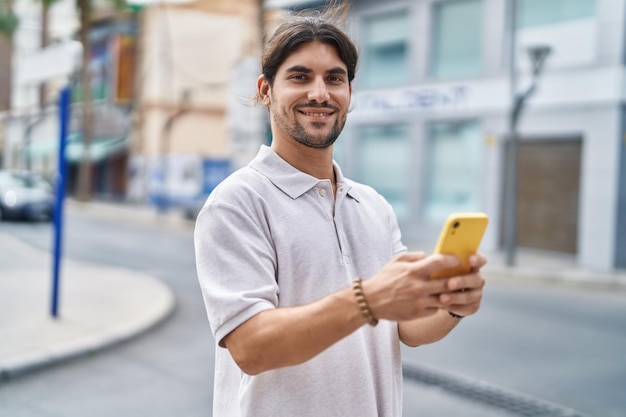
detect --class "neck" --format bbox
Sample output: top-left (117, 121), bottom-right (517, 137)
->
top-left (271, 140), bottom-right (335, 183)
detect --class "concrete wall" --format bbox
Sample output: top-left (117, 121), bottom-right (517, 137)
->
top-left (138, 3), bottom-right (261, 156)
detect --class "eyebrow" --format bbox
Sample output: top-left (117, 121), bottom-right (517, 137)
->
top-left (285, 65), bottom-right (348, 76)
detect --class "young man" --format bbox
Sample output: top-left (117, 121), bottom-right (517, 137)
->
top-left (194, 5), bottom-right (487, 417)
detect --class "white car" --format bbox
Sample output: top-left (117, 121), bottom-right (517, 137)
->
top-left (0, 170), bottom-right (55, 222)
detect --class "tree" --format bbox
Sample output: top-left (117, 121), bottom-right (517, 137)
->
top-left (38, 0), bottom-right (58, 108)
top-left (1, 0), bottom-right (125, 201)
top-left (0, 0), bottom-right (18, 40)
top-left (0, 0), bottom-right (17, 113)
top-left (76, 0), bottom-right (94, 201)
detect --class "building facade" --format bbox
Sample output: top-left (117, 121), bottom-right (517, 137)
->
top-left (128, 0), bottom-right (266, 209)
top-left (267, 0), bottom-right (626, 273)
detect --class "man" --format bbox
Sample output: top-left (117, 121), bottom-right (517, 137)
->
top-left (194, 4), bottom-right (486, 417)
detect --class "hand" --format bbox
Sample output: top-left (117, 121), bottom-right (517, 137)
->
top-left (362, 252), bottom-right (463, 322)
top-left (439, 253), bottom-right (487, 318)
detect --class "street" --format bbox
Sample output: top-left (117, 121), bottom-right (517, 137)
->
top-left (402, 281), bottom-right (626, 417)
top-left (1, 209), bottom-right (625, 417)
top-left (0, 213), bottom-right (215, 417)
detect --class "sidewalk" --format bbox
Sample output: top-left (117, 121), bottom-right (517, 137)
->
top-left (405, 240), bottom-right (626, 290)
top-left (0, 209), bottom-right (176, 379)
top-left (483, 253), bottom-right (626, 294)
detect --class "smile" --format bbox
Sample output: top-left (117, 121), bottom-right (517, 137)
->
top-left (298, 110), bottom-right (334, 117)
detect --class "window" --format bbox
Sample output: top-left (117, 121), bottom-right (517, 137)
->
top-left (356, 125), bottom-right (410, 221)
top-left (423, 121), bottom-right (482, 223)
top-left (361, 11), bottom-right (410, 88)
top-left (518, 0), bottom-right (595, 28)
top-left (431, 0), bottom-right (483, 79)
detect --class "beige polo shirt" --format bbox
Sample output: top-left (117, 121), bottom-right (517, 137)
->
top-left (195, 145), bottom-right (407, 417)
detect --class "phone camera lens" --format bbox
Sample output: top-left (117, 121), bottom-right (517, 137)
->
top-left (453, 221), bottom-right (460, 229)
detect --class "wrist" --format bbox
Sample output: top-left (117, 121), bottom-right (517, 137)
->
top-left (352, 278), bottom-right (378, 326)
top-left (448, 311), bottom-right (464, 319)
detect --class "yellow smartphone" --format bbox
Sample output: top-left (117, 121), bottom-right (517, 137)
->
top-left (430, 212), bottom-right (489, 279)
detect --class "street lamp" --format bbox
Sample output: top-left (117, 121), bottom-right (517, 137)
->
top-left (503, 44), bottom-right (551, 267)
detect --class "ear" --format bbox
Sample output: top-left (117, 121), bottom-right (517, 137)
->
top-left (257, 75), bottom-right (272, 106)
top-left (348, 84), bottom-right (356, 112)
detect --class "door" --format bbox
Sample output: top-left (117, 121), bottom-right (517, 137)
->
top-left (514, 138), bottom-right (582, 254)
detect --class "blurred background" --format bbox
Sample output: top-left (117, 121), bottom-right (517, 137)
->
top-left (1, 1), bottom-right (626, 417)
top-left (1, 0), bottom-right (625, 272)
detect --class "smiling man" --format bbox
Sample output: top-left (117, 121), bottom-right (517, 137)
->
top-left (194, 3), bottom-right (487, 417)
top-left (267, 50), bottom-right (349, 149)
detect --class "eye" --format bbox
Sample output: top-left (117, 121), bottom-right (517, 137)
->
top-left (327, 75), bottom-right (345, 83)
top-left (291, 74), bottom-right (307, 81)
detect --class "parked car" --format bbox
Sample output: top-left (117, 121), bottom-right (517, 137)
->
top-left (0, 170), bottom-right (55, 222)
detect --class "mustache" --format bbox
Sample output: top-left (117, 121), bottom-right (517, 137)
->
top-left (295, 102), bottom-right (339, 111)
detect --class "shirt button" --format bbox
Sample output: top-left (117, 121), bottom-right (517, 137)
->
top-left (319, 189), bottom-right (327, 197)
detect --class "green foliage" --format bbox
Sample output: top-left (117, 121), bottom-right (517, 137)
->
top-left (1, 0), bottom-right (130, 40)
top-left (40, 0), bottom-right (60, 8)
top-left (0, 1), bottom-right (18, 40)
top-left (112, 0), bottom-right (127, 11)
top-left (90, 0), bottom-right (129, 15)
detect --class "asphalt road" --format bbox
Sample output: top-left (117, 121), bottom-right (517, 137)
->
top-left (401, 281), bottom-right (626, 417)
top-left (1, 210), bottom-right (625, 417)
top-left (0, 213), bottom-right (215, 417)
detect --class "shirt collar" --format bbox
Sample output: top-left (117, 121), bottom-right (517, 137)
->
top-left (249, 145), bottom-right (360, 201)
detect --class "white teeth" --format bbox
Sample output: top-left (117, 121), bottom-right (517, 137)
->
top-left (303, 112), bottom-right (329, 117)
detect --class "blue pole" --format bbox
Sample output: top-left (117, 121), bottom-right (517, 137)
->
top-left (51, 86), bottom-right (71, 318)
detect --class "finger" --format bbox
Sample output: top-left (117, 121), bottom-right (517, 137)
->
top-left (468, 253), bottom-right (487, 270)
top-left (421, 277), bottom-right (455, 297)
top-left (440, 287), bottom-right (482, 305)
top-left (446, 272), bottom-right (485, 292)
top-left (413, 254), bottom-right (461, 277)
top-left (423, 293), bottom-right (449, 308)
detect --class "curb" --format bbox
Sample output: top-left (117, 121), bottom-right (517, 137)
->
top-left (0, 233), bottom-right (177, 381)
top-left (1, 297), bottom-right (175, 381)
top-left (0, 277), bottom-right (175, 381)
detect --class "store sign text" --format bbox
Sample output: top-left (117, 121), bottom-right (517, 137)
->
top-left (355, 85), bottom-right (467, 113)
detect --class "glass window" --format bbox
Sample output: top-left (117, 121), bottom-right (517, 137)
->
top-left (361, 12), bottom-right (410, 88)
top-left (518, 0), bottom-right (595, 28)
top-left (431, 0), bottom-right (483, 79)
top-left (356, 125), bottom-right (410, 221)
top-left (423, 121), bottom-right (482, 223)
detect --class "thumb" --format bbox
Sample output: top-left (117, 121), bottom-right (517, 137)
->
top-left (396, 251), bottom-right (428, 263)
top-left (412, 254), bottom-right (461, 277)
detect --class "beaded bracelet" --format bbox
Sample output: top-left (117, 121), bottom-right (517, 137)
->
top-left (352, 278), bottom-right (378, 327)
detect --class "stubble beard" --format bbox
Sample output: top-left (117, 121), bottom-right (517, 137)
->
top-left (273, 107), bottom-right (346, 149)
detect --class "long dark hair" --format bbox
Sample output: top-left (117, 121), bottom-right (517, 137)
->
top-left (260, 1), bottom-right (359, 88)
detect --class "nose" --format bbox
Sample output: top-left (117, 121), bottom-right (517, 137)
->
top-left (307, 77), bottom-right (330, 103)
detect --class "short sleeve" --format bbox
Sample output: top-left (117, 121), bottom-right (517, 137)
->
top-left (388, 205), bottom-right (407, 256)
top-left (194, 195), bottom-right (278, 347)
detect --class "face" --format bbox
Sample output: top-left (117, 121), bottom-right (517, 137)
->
top-left (259, 41), bottom-right (352, 149)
